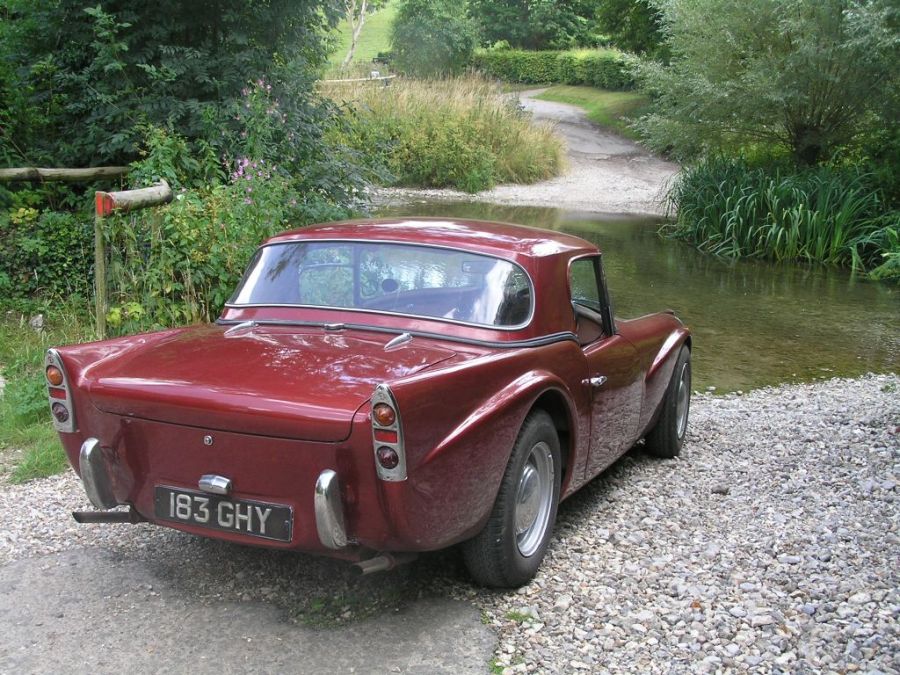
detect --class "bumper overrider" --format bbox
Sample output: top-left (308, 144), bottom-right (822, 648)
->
top-left (73, 437), bottom-right (349, 551)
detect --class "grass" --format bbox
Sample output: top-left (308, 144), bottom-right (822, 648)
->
top-left (0, 304), bottom-right (94, 482)
top-left (535, 85), bottom-right (649, 139)
top-left (504, 610), bottom-right (533, 623)
top-left (322, 75), bottom-right (566, 192)
top-left (327, 0), bottom-right (397, 69)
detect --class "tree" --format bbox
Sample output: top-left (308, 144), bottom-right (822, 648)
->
top-left (0, 0), bottom-right (342, 167)
top-left (468, 0), bottom-right (595, 50)
top-left (635, 0), bottom-right (900, 165)
top-left (390, 0), bottom-right (477, 77)
top-left (594, 0), bottom-right (665, 56)
top-left (340, 0), bottom-right (387, 68)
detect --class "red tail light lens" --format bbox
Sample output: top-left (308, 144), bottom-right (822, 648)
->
top-left (376, 446), bottom-right (400, 470)
top-left (46, 366), bottom-right (64, 386)
top-left (51, 402), bottom-right (70, 423)
top-left (372, 403), bottom-right (396, 427)
top-left (374, 428), bottom-right (399, 444)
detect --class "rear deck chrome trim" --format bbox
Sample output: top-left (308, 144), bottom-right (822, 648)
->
top-left (315, 469), bottom-right (348, 549)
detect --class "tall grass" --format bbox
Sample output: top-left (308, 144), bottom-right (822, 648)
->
top-left (665, 157), bottom-right (899, 276)
top-left (0, 304), bottom-right (94, 482)
top-left (322, 76), bottom-right (566, 193)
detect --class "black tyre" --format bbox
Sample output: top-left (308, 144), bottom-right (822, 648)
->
top-left (645, 345), bottom-right (691, 458)
top-left (462, 409), bottom-right (561, 588)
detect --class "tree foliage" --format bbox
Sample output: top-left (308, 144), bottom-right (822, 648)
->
top-left (468, 0), bottom-right (605, 50)
top-left (0, 0), bottom-right (343, 169)
top-left (390, 0), bottom-right (477, 77)
top-left (635, 0), bottom-right (900, 165)
top-left (594, 0), bottom-right (665, 56)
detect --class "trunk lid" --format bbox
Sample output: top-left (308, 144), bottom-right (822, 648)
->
top-left (82, 325), bottom-right (456, 441)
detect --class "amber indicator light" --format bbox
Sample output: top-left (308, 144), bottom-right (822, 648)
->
top-left (46, 365), bottom-right (64, 386)
top-left (372, 403), bottom-right (396, 427)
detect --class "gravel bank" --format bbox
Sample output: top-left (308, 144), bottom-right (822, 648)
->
top-left (1, 374), bottom-right (898, 673)
top-left (375, 89), bottom-right (679, 216)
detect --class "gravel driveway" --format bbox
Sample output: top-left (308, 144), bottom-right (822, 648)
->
top-left (1, 373), bottom-right (897, 673)
top-left (376, 89), bottom-right (679, 216)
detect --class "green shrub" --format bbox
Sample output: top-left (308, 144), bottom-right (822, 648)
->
top-left (0, 207), bottom-right (93, 301)
top-left (323, 76), bottom-right (565, 192)
top-left (470, 48), bottom-right (634, 90)
top-left (104, 169), bottom-right (348, 333)
top-left (664, 157), bottom-right (900, 277)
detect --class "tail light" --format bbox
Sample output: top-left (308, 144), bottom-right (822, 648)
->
top-left (371, 384), bottom-right (406, 481)
top-left (44, 349), bottom-right (76, 433)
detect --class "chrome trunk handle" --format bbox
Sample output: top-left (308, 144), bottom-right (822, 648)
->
top-left (198, 474), bottom-right (232, 495)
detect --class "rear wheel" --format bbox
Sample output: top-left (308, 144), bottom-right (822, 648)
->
top-left (463, 410), bottom-right (561, 588)
top-left (645, 345), bottom-right (691, 458)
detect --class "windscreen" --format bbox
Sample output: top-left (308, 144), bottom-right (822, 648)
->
top-left (229, 241), bottom-right (533, 328)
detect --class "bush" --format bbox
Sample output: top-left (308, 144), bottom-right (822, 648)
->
top-left (471, 48), bottom-right (634, 89)
top-left (0, 207), bottom-right (93, 300)
top-left (104, 164), bottom-right (352, 334)
top-left (664, 157), bottom-right (899, 277)
top-left (323, 76), bottom-right (565, 192)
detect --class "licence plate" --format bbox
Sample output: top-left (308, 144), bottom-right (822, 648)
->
top-left (154, 486), bottom-right (293, 542)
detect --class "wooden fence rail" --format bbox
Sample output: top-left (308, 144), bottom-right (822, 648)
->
top-left (0, 166), bottom-right (129, 182)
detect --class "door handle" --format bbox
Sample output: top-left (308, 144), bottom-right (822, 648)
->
top-left (584, 376), bottom-right (607, 388)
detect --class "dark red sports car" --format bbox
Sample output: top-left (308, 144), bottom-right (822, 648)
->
top-left (46, 218), bottom-right (691, 587)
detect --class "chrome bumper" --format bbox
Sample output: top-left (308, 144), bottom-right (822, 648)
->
top-left (79, 438), bottom-right (119, 509)
top-left (314, 469), bottom-right (347, 549)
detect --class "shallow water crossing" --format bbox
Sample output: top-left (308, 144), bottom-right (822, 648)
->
top-left (378, 202), bottom-right (899, 392)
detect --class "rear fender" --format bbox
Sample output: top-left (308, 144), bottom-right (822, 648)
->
top-left (641, 329), bottom-right (691, 433)
top-left (386, 368), bottom-right (578, 549)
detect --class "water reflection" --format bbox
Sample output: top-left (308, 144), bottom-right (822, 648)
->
top-left (378, 201), bottom-right (899, 391)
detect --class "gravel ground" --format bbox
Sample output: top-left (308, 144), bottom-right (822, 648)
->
top-left (375, 89), bottom-right (679, 216)
top-left (1, 373), bottom-right (898, 673)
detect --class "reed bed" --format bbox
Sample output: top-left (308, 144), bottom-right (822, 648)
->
top-left (321, 75), bottom-right (566, 193)
top-left (664, 157), bottom-right (898, 276)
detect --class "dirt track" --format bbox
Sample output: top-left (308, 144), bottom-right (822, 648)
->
top-left (377, 88), bottom-right (679, 216)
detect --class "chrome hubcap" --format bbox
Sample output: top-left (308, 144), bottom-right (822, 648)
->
top-left (514, 441), bottom-right (554, 557)
top-left (675, 362), bottom-right (690, 439)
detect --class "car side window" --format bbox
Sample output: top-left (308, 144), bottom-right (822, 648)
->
top-left (570, 256), bottom-right (612, 346)
top-left (570, 258), bottom-right (602, 311)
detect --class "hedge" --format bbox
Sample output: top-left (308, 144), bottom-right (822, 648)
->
top-left (470, 48), bottom-right (635, 90)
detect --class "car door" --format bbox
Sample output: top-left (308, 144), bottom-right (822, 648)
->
top-left (569, 255), bottom-right (644, 480)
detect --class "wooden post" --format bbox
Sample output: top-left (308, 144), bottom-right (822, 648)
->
top-left (93, 180), bottom-right (173, 338)
top-left (93, 209), bottom-right (108, 338)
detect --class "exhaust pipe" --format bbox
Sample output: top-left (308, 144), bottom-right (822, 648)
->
top-left (72, 508), bottom-right (145, 524)
top-left (351, 552), bottom-right (417, 576)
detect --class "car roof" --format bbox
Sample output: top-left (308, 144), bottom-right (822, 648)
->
top-left (266, 217), bottom-right (598, 260)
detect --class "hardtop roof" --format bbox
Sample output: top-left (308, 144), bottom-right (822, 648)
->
top-left (266, 217), bottom-right (598, 260)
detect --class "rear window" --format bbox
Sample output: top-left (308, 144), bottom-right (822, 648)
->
top-left (229, 241), bottom-right (533, 328)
